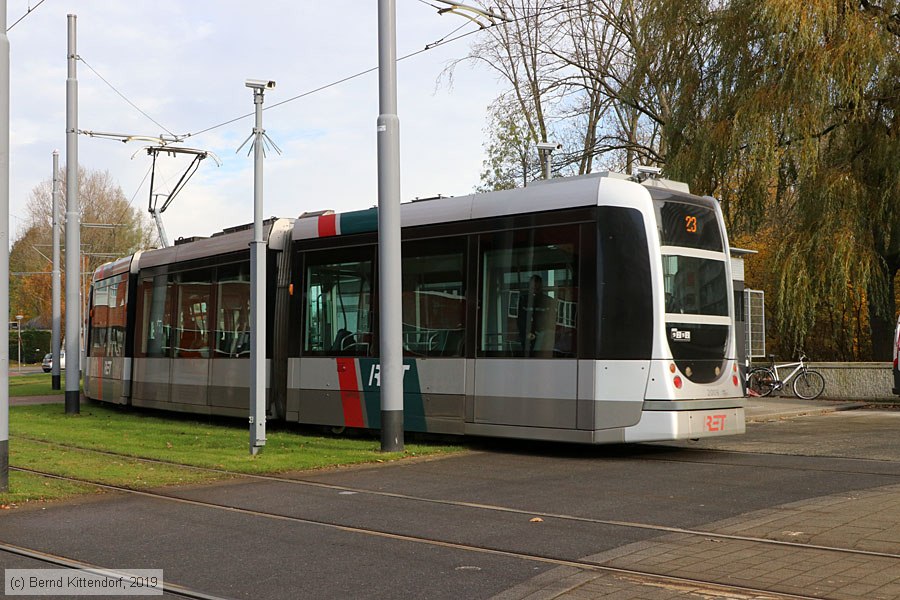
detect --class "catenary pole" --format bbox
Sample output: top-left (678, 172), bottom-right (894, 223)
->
top-left (377, 0), bottom-right (404, 452)
top-left (1, 0), bottom-right (11, 492)
top-left (51, 150), bottom-right (61, 390)
top-left (246, 80), bottom-right (272, 455)
top-left (65, 14), bottom-right (80, 414)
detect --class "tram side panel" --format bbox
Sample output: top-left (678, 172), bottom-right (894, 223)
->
top-left (129, 255), bottom-right (281, 417)
top-left (286, 236), bottom-right (467, 433)
top-left (287, 206), bottom-right (658, 442)
top-left (85, 266), bottom-right (132, 405)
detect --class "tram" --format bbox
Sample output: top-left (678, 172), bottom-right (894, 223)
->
top-left (84, 172), bottom-right (745, 443)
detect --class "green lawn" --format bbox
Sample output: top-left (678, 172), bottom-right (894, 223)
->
top-left (1, 403), bottom-right (462, 507)
top-left (8, 373), bottom-right (67, 397)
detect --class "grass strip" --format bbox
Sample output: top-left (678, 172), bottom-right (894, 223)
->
top-left (8, 373), bottom-right (66, 397)
top-left (1, 471), bottom-right (98, 508)
top-left (2, 402), bottom-right (462, 506)
top-left (1, 439), bottom-right (232, 509)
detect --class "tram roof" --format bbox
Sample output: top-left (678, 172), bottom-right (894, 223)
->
top-left (292, 171), bottom-right (699, 241)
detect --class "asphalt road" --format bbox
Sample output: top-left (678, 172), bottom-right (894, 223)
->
top-left (1, 406), bottom-right (899, 599)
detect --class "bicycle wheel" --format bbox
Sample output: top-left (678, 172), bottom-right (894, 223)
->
top-left (793, 370), bottom-right (825, 400)
top-left (747, 367), bottom-right (776, 397)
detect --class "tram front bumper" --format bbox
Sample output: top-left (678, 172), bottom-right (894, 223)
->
top-left (623, 407), bottom-right (745, 443)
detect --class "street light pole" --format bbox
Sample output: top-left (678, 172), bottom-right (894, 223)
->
top-left (51, 150), bottom-right (61, 390)
top-left (65, 13), bottom-right (80, 415)
top-left (0, 0), bottom-right (8, 492)
top-left (377, 0), bottom-right (404, 453)
top-left (15, 315), bottom-right (22, 373)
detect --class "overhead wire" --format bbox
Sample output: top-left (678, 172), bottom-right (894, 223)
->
top-left (78, 56), bottom-right (179, 138)
top-left (72, 0), bottom-right (588, 242)
top-left (182, 25), bottom-right (480, 140)
top-left (180, 1), bottom-right (583, 141)
top-left (183, 8), bottom-right (506, 138)
top-left (6, 0), bottom-right (49, 32)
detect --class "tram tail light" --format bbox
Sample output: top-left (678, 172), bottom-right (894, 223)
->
top-left (673, 375), bottom-right (683, 389)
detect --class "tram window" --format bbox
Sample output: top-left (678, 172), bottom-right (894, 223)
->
top-left (137, 274), bottom-right (174, 358)
top-left (662, 255), bottom-right (728, 316)
top-left (401, 239), bottom-right (466, 357)
top-left (479, 225), bottom-right (579, 358)
top-left (173, 268), bottom-right (213, 359)
top-left (654, 199), bottom-right (722, 251)
top-left (304, 256), bottom-right (374, 356)
top-left (88, 280), bottom-right (109, 358)
top-left (107, 278), bottom-right (128, 358)
top-left (215, 262), bottom-right (251, 358)
top-left (597, 207), bottom-right (653, 359)
top-left (89, 275), bottom-right (128, 359)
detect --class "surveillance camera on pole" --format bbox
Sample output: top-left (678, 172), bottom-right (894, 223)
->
top-left (245, 79), bottom-right (276, 90)
top-left (632, 165), bottom-right (663, 182)
top-left (536, 142), bottom-right (560, 179)
top-left (238, 77), bottom-right (280, 456)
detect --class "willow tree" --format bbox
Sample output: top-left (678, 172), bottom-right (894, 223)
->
top-left (671, 0), bottom-right (900, 359)
top-left (468, 0), bottom-right (899, 358)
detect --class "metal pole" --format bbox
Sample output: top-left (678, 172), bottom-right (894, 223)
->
top-left (1, 0), bottom-right (10, 492)
top-left (16, 316), bottom-right (21, 373)
top-left (248, 84), bottom-right (268, 455)
top-left (65, 14), bottom-right (80, 414)
top-left (377, 0), bottom-right (404, 452)
top-left (52, 150), bottom-right (61, 390)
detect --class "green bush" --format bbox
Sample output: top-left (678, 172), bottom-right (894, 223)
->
top-left (9, 329), bottom-right (52, 364)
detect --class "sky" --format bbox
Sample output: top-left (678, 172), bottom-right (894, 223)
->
top-left (6, 0), bottom-right (505, 243)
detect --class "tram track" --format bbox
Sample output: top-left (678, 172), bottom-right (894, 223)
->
top-left (13, 435), bottom-right (900, 562)
top-left (6, 465), bottom-right (843, 600)
top-left (639, 443), bottom-right (900, 474)
top-left (0, 540), bottom-right (234, 600)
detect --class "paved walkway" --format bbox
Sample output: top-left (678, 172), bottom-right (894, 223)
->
top-left (744, 396), bottom-right (867, 421)
top-left (8, 394), bottom-right (64, 406)
top-left (498, 398), bottom-right (899, 600)
top-left (498, 483), bottom-right (900, 599)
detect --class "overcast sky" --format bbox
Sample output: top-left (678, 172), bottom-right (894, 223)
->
top-left (6, 0), bottom-right (504, 242)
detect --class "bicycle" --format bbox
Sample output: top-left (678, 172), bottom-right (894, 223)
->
top-left (746, 355), bottom-right (826, 400)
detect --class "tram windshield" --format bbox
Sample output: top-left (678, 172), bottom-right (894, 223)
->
top-left (655, 199), bottom-right (722, 251)
top-left (654, 196), bottom-right (731, 383)
top-left (661, 256), bottom-right (728, 317)
top-left (654, 199), bottom-right (729, 317)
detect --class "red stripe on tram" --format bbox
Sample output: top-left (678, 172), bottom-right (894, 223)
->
top-left (336, 358), bottom-right (365, 427)
top-left (318, 214), bottom-right (337, 237)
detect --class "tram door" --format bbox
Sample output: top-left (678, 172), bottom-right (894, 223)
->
top-left (169, 268), bottom-right (212, 408)
top-left (133, 273), bottom-right (174, 407)
top-left (473, 226), bottom-right (580, 430)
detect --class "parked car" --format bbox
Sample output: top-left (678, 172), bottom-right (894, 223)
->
top-left (41, 351), bottom-right (65, 373)
top-left (894, 315), bottom-right (900, 395)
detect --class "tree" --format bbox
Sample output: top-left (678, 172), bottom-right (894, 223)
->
top-left (9, 166), bottom-right (157, 329)
top-left (689, 0), bottom-right (900, 359)
top-left (468, 0), bottom-right (900, 359)
top-left (477, 99), bottom-right (539, 191)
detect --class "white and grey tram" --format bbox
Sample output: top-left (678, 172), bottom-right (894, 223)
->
top-left (85, 172), bottom-right (745, 443)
